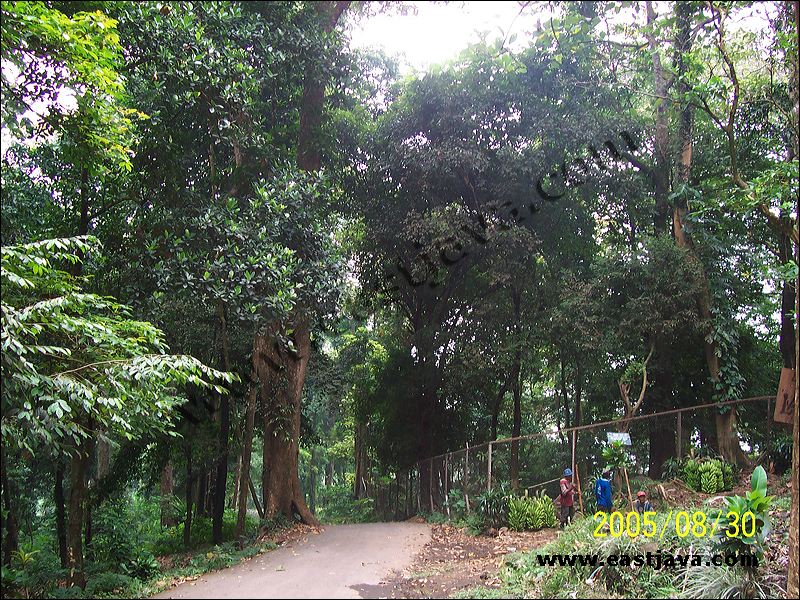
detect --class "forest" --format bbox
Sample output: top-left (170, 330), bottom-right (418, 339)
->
top-left (1, 1), bottom-right (798, 599)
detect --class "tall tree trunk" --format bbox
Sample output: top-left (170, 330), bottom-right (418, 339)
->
top-left (354, 421), bottom-right (368, 499)
top-left (779, 218), bottom-right (797, 370)
top-left (160, 461), bottom-right (176, 528)
top-left (66, 434), bottom-right (94, 588)
top-left (183, 444), bottom-right (193, 549)
top-left (786, 0), bottom-right (799, 594)
top-left (645, 0), bottom-right (672, 236)
top-left (258, 321), bottom-right (318, 524)
top-left (309, 447), bottom-right (317, 514)
top-left (230, 456), bottom-right (241, 510)
top-left (789, 231), bottom-right (799, 598)
top-left (325, 461), bottom-right (334, 486)
top-left (236, 373), bottom-right (258, 543)
top-left (509, 287), bottom-right (523, 490)
top-left (670, 1), bottom-right (749, 467)
top-left (1, 448), bottom-right (19, 567)
top-left (490, 373), bottom-right (512, 441)
top-left (212, 304), bottom-right (232, 545)
top-left (55, 462), bottom-right (67, 567)
top-left (195, 468), bottom-right (206, 520)
top-left (253, 0), bottom-right (349, 527)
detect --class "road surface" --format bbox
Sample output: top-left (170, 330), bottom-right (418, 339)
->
top-left (152, 522), bottom-right (431, 599)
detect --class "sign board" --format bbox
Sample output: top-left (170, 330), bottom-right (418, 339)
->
top-left (607, 432), bottom-right (632, 445)
top-left (774, 368), bottom-right (796, 425)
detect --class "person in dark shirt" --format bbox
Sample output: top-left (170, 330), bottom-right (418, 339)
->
top-left (635, 490), bottom-right (653, 514)
top-left (559, 468), bottom-right (575, 527)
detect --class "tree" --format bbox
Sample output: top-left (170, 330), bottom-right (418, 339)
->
top-left (1, 236), bottom-right (232, 585)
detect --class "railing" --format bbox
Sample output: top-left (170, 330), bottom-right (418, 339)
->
top-left (367, 396), bottom-right (776, 521)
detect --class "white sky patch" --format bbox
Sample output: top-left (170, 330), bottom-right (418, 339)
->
top-left (348, 1), bottom-right (542, 72)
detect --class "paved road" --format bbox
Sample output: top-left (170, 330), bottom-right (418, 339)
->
top-left (152, 523), bottom-right (431, 599)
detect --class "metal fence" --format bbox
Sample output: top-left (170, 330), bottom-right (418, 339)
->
top-left (368, 396), bottom-right (777, 521)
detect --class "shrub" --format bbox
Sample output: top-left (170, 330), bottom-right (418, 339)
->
top-left (86, 572), bottom-right (134, 595)
top-left (714, 466), bottom-right (773, 564)
top-left (120, 550), bottom-right (160, 580)
top-left (661, 457), bottom-right (683, 480)
top-left (476, 484), bottom-right (510, 530)
top-left (676, 563), bottom-right (782, 599)
top-left (316, 484), bottom-right (376, 524)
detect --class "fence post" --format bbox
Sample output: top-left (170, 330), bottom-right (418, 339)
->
top-left (444, 453), bottom-right (450, 519)
top-left (417, 465), bottom-right (422, 514)
top-left (487, 442), bottom-right (493, 491)
top-left (571, 429), bottom-right (577, 477)
top-left (676, 411), bottom-right (682, 459)
top-left (429, 458), bottom-right (434, 514)
top-left (465, 443), bottom-right (470, 514)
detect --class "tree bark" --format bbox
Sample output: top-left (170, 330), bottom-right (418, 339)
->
top-left (195, 468), bottom-right (206, 519)
top-left (55, 462), bottom-right (68, 567)
top-left (212, 303), bottom-right (232, 545)
top-left (1, 448), bottom-right (19, 567)
top-left (490, 373), bottom-right (512, 441)
top-left (779, 227), bottom-right (797, 369)
top-left (645, 0), bottom-right (672, 235)
top-left (236, 373), bottom-right (258, 543)
top-left (258, 321), bottom-right (318, 524)
top-left (160, 461), bottom-right (176, 528)
top-left (354, 421), bottom-right (369, 499)
top-left (183, 444), bottom-right (193, 549)
top-left (786, 0), bottom-right (799, 593)
top-left (230, 455), bottom-right (241, 510)
top-left (66, 434), bottom-right (94, 588)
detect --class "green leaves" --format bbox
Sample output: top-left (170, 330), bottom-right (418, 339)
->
top-left (1, 236), bottom-right (234, 455)
top-left (714, 466), bottom-right (773, 566)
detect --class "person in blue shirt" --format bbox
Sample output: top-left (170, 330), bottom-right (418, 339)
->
top-left (595, 470), bottom-right (613, 513)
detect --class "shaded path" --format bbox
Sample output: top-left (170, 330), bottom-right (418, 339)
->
top-left (152, 523), bottom-right (431, 599)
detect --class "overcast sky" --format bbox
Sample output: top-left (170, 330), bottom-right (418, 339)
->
top-left (346, 1), bottom-right (775, 73)
top-left (347, 1), bottom-right (545, 72)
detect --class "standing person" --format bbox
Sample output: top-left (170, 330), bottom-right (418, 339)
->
top-left (634, 491), bottom-right (653, 514)
top-left (559, 468), bottom-right (576, 527)
top-left (595, 470), bottom-right (613, 513)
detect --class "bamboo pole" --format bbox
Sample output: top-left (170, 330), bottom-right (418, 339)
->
top-left (571, 430), bottom-right (577, 481)
top-left (487, 442), bottom-right (493, 491)
top-left (429, 458), bottom-right (434, 514)
top-left (404, 396), bottom-right (770, 470)
top-left (464, 443), bottom-right (470, 514)
top-left (444, 454), bottom-right (450, 519)
top-left (575, 463), bottom-right (585, 514)
top-left (623, 467), bottom-right (634, 511)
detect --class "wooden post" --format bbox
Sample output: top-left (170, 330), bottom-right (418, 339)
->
top-left (574, 462), bottom-right (585, 514)
top-left (429, 458), bottom-right (434, 514)
top-left (464, 443), bottom-right (470, 514)
top-left (571, 429), bottom-right (577, 478)
top-left (676, 411), bottom-right (682, 459)
top-left (247, 477), bottom-right (264, 520)
top-left (444, 454), bottom-right (450, 519)
top-left (623, 467), bottom-right (634, 511)
top-left (766, 396), bottom-right (772, 461)
top-left (487, 442), bottom-right (493, 491)
top-left (416, 467), bottom-right (421, 514)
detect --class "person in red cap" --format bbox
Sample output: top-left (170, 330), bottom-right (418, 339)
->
top-left (634, 490), bottom-right (652, 515)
